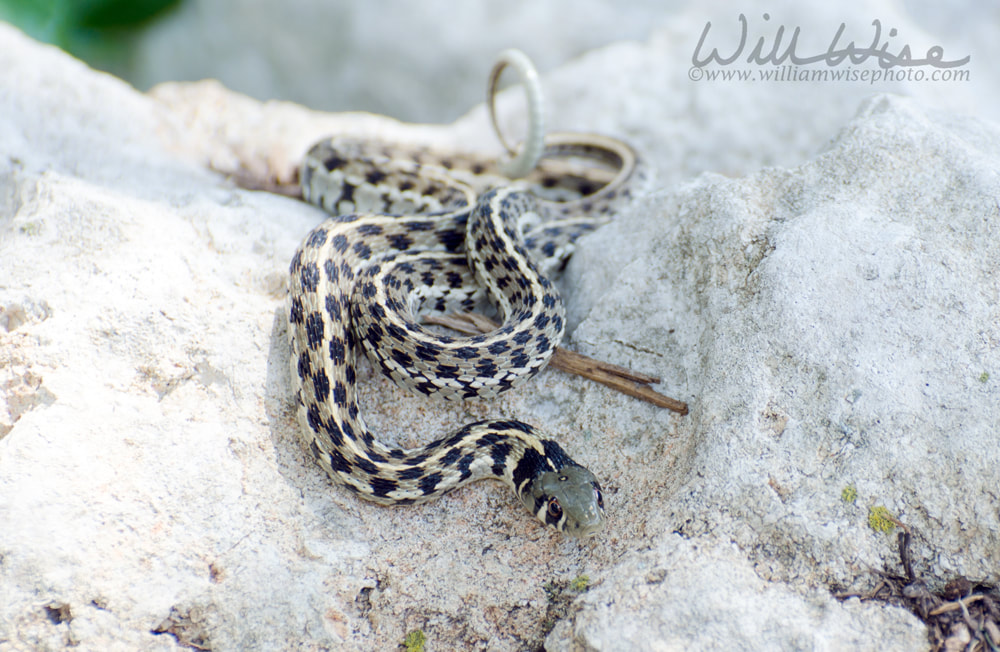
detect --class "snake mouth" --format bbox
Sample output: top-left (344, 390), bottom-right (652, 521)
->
top-left (569, 518), bottom-right (606, 539)
top-left (562, 501), bottom-right (606, 538)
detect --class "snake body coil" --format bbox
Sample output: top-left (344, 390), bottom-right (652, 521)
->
top-left (288, 134), bottom-right (636, 536)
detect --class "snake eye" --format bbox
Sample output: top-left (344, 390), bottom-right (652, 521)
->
top-left (547, 498), bottom-right (563, 519)
top-left (595, 487), bottom-right (604, 510)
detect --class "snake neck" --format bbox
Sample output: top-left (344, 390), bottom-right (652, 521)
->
top-left (298, 383), bottom-right (606, 537)
top-left (305, 416), bottom-right (571, 505)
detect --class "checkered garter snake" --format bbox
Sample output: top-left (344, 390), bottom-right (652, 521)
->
top-left (288, 52), bottom-right (639, 536)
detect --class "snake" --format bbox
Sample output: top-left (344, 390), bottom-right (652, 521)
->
top-left (286, 56), bottom-right (638, 537)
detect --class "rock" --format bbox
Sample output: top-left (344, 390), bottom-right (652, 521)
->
top-left (1, 8), bottom-right (998, 652)
top-left (556, 92), bottom-right (1000, 647)
top-left (545, 535), bottom-right (927, 651)
top-left (565, 91), bottom-right (1000, 589)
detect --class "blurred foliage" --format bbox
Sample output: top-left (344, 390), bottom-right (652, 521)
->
top-left (0, 0), bottom-right (181, 76)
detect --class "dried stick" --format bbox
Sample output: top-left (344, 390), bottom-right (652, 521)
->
top-left (927, 594), bottom-right (987, 616)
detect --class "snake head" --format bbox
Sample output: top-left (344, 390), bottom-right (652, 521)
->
top-left (523, 466), bottom-right (606, 537)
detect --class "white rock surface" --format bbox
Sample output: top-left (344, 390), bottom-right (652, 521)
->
top-left (546, 535), bottom-right (927, 651)
top-left (558, 92), bottom-right (1000, 647)
top-left (1, 7), bottom-right (998, 652)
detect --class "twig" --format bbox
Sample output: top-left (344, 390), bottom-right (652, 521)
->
top-left (899, 531), bottom-right (915, 583)
top-left (424, 312), bottom-right (689, 415)
top-left (927, 594), bottom-right (987, 616)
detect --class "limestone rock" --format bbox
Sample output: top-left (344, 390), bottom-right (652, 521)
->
top-left (557, 92), bottom-right (1000, 648)
top-left (545, 535), bottom-right (927, 651)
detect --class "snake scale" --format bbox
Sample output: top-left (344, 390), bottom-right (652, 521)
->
top-left (288, 132), bottom-right (637, 537)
